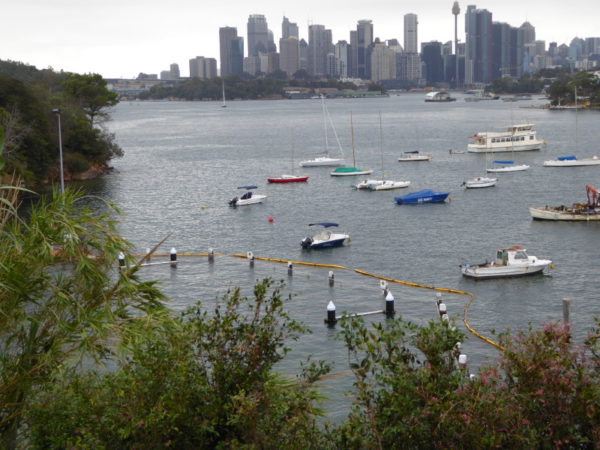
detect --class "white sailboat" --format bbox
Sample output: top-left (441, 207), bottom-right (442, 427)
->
top-left (330, 112), bottom-right (372, 176)
top-left (464, 149), bottom-right (497, 189)
top-left (355, 113), bottom-right (410, 190)
top-left (300, 96), bottom-right (345, 167)
top-left (543, 88), bottom-right (600, 167)
top-left (221, 80), bottom-right (226, 108)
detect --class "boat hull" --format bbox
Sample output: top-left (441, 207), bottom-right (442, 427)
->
top-left (461, 262), bottom-right (551, 279)
top-left (464, 177), bottom-right (497, 189)
top-left (299, 157), bottom-right (344, 167)
top-left (330, 168), bottom-right (373, 176)
top-left (267, 176), bottom-right (309, 183)
top-left (355, 179), bottom-right (411, 190)
top-left (529, 206), bottom-right (600, 221)
top-left (543, 157), bottom-right (600, 167)
top-left (468, 142), bottom-right (543, 153)
top-left (486, 164), bottom-right (530, 172)
top-left (398, 154), bottom-right (432, 161)
top-left (395, 190), bottom-right (449, 204)
top-left (231, 194), bottom-right (267, 206)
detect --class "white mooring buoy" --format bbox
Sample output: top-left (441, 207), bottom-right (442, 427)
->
top-left (287, 261), bottom-right (293, 275)
top-left (208, 248), bottom-right (215, 263)
top-left (247, 251), bottom-right (254, 266)
top-left (170, 247), bottom-right (177, 267)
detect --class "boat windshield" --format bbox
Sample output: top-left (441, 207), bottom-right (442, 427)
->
top-left (514, 251), bottom-right (528, 260)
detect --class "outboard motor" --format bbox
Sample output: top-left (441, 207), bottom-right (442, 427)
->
top-left (228, 197), bottom-right (238, 207)
top-left (300, 237), bottom-right (313, 248)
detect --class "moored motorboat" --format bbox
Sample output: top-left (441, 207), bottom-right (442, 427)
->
top-left (468, 123), bottom-right (545, 153)
top-left (463, 176), bottom-right (497, 189)
top-left (460, 245), bottom-right (552, 279)
top-left (398, 151), bottom-right (432, 162)
top-left (228, 186), bottom-right (267, 207)
top-left (300, 223), bottom-right (349, 249)
top-left (529, 184), bottom-right (600, 221)
top-left (424, 91), bottom-right (457, 102)
top-left (354, 179), bottom-right (411, 190)
top-left (394, 189), bottom-right (449, 204)
top-left (543, 155), bottom-right (600, 167)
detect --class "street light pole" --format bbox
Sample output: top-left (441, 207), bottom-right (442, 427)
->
top-left (52, 108), bottom-right (65, 194)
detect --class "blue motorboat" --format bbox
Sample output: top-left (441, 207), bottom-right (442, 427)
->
top-left (394, 189), bottom-right (450, 204)
top-left (300, 223), bottom-right (350, 249)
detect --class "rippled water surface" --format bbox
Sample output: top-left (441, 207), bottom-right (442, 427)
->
top-left (92, 94), bottom-right (600, 419)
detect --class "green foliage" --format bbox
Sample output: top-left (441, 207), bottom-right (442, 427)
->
top-left (0, 189), bottom-right (165, 447)
top-left (488, 75), bottom-right (544, 94)
top-left (25, 279), bottom-right (330, 449)
top-left (547, 70), bottom-right (600, 106)
top-left (0, 60), bottom-right (122, 186)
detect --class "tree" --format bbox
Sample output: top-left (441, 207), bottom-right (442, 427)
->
top-left (0, 188), bottom-right (166, 447)
top-left (61, 73), bottom-right (118, 125)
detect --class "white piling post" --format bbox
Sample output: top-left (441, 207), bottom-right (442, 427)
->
top-left (328, 271), bottom-right (334, 286)
top-left (118, 252), bottom-right (125, 269)
top-left (458, 354), bottom-right (468, 368)
top-left (287, 261), bottom-right (293, 275)
top-left (385, 290), bottom-right (395, 317)
top-left (247, 251), bottom-right (254, 267)
top-left (170, 247), bottom-right (177, 267)
top-left (208, 248), bottom-right (215, 263)
top-left (438, 303), bottom-right (447, 316)
top-left (325, 300), bottom-right (337, 325)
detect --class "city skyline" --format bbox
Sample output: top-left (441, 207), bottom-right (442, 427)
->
top-left (3, 0), bottom-right (599, 78)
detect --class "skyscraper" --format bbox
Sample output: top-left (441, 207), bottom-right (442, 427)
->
top-left (404, 14), bottom-right (418, 54)
top-left (282, 16), bottom-right (299, 39)
top-left (220, 27), bottom-right (242, 77)
top-left (356, 20), bottom-right (374, 79)
top-left (370, 40), bottom-right (396, 82)
top-left (465, 5), bottom-right (493, 84)
top-left (308, 24), bottom-right (332, 77)
top-left (280, 36), bottom-right (300, 77)
top-left (247, 14), bottom-right (269, 57)
top-left (421, 41), bottom-right (443, 85)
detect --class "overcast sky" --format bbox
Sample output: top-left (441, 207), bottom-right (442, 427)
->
top-left (3, 0), bottom-right (598, 78)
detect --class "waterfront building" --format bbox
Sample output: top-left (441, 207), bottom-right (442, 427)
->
top-left (219, 27), bottom-right (244, 77)
top-left (169, 63), bottom-right (180, 80)
top-left (247, 14), bottom-right (269, 57)
top-left (189, 56), bottom-right (216, 79)
top-left (404, 14), bottom-right (418, 54)
top-left (465, 5), bottom-right (493, 85)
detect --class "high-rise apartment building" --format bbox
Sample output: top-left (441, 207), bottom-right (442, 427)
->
top-left (189, 56), bottom-right (216, 79)
top-left (169, 63), bottom-right (180, 79)
top-left (219, 27), bottom-right (243, 77)
top-left (370, 40), bottom-right (396, 82)
top-left (335, 40), bottom-right (350, 78)
top-left (356, 20), bottom-right (374, 79)
top-left (465, 5), bottom-right (493, 84)
top-left (421, 41), bottom-right (443, 84)
top-left (247, 14), bottom-right (269, 56)
top-left (404, 14), bottom-right (418, 54)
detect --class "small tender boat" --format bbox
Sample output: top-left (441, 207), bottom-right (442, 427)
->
top-left (267, 174), bottom-right (309, 183)
top-left (228, 186), bottom-right (267, 207)
top-left (354, 179), bottom-right (410, 190)
top-left (468, 123), bottom-right (545, 153)
top-left (460, 245), bottom-right (552, 279)
top-left (463, 176), bottom-right (497, 189)
top-left (530, 184), bottom-right (600, 221)
top-left (300, 222), bottom-right (349, 249)
top-left (486, 160), bottom-right (530, 172)
top-left (394, 189), bottom-right (449, 204)
top-left (398, 151), bottom-right (432, 162)
top-left (543, 155), bottom-right (600, 167)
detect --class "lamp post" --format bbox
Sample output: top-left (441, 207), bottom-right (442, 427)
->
top-left (52, 108), bottom-right (65, 194)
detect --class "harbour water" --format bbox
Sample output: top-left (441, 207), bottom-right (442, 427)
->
top-left (90, 93), bottom-right (599, 420)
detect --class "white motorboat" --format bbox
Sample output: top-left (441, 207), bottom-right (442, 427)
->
top-left (300, 95), bottom-right (345, 167)
top-left (228, 186), bottom-right (267, 207)
top-left (463, 176), bottom-right (497, 189)
top-left (355, 179), bottom-right (411, 190)
top-left (543, 155), bottom-right (600, 167)
top-left (468, 123), bottom-right (545, 153)
top-left (424, 91), bottom-right (457, 102)
top-left (300, 223), bottom-right (349, 249)
top-left (530, 185), bottom-right (600, 221)
top-left (398, 151), bottom-right (432, 162)
top-left (486, 160), bottom-right (530, 172)
top-left (461, 245), bottom-right (552, 279)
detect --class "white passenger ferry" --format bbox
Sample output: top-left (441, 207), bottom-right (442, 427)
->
top-left (468, 123), bottom-right (545, 153)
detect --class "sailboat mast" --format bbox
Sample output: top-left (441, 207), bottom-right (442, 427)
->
top-left (575, 86), bottom-right (578, 153)
top-left (321, 95), bottom-right (329, 155)
top-left (350, 112), bottom-right (356, 167)
top-left (379, 112), bottom-right (384, 178)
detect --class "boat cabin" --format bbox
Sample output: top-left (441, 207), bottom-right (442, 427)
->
top-left (495, 245), bottom-right (529, 266)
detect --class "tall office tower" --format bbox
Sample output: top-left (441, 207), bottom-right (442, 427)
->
top-left (267, 30), bottom-right (277, 53)
top-left (335, 40), bottom-right (350, 78)
top-left (356, 20), bottom-right (374, 79)
top-left (279, 36), bottom-right (300, 76)
top-left (584, 37), bottom-right (600, 56)
top-left (370, 40), bottom-right (396, 82)
top-left (169, 63), bottom-right (180, 79)
top-left (189, 56), bottom-right (206, 79)
top-left (492, 22), bottom-right (515, 79)
top-left (247, 14), bottom-right (269, 56)
top-left (219, 27), bottom-right (242, 77)
top-left (282, 16), bottom-right (299, 39)
top-left (204, 58), bottom-right (218, 78)
top-left (464, 5), bottom-right (493, 85)
top-left (518, 21), bottom-right (536, 74)
top-left (404, 14), bottom-right (418, 54)
top-left (308, 24), bottom-right (332, 76)
top-left (299, 39), bottom-right (308, 71)
top-left (326, 52), bottom-right (337, 78)
top-left (398, 53), bottom-right (422, 82)
top-left (452, 2), bottom-right (460, 87)
top-left (230, 37), bottom-right (244, 75)
top-left (349, 30), bottom-right (358, 77)
top-left (421, 41), bottom-right (443, 84)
